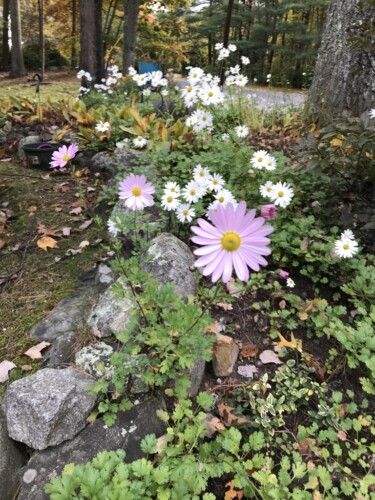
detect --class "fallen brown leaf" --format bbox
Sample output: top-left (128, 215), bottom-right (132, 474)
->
top-left (37, 236), bottom-right (59, 251)
top-left (216, 302), bottom-right (233, 311)
top-left (24, 341), bottom-right (51, 360)
top-left (241, 343), bottom-right (259, 358)
top-left (37, 223), bottom-right (62, 237)
top-left (0, 360), bottom-right (17, 382)
top-left (79, 219), bottom-right (93, 230)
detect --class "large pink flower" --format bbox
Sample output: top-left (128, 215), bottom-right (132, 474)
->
top-left (118, 174), bottom-right (155, 211)
top-left (50, 143), bottom-right (79, 169)
top-left (191, 201), bottom-right (273, 283)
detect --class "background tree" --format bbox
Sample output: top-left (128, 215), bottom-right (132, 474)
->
top-left (9, 0), bottom-right (26, 77)
top-left (79, 0), bottom-right (104, 83)
top-left (1, 0), bottom-right (10, 70)
top-left (306, 0), bottom-right (375, 122)
top-left (122, 0), bottom-right (140, 73)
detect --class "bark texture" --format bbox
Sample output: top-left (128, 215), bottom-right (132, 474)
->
top-left (9, 0), bottom-right (26, 77)
top-left (2, 0), bottom-right (10, 70)
top-left (306, 0), bottom-right (375, 122)
top-left (123, 0), bottom-right (140, 74)
top-left (79, 0), bottom-right (104, 83)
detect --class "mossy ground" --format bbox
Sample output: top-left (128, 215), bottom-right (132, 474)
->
top-left (0, 159), bottom-right (108, 395)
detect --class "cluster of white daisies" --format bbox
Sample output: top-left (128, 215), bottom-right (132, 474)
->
top-left (77, 66), bottom-right (123, 97)
top-left (160, 164), bottom-right (237, 221)
top-left (149, 1), bottom-right (169, 13)
top-left (181, 67), bottom-right (224, 109)
top-left (128, 67), bottom-right (168, 91)
top-left (334, 230), bottom-right (359, 259)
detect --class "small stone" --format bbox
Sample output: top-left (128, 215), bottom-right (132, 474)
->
top-left (212, 333), bottom-right (239, 377)
top-left (23, 469), bottom-right (37, 484)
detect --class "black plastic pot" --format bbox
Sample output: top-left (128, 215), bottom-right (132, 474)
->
top-left (22, 142), bottom-right (61, 169)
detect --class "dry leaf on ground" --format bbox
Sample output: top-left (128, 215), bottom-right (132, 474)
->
top-left (79, 219), bottom-right (93, 230)
top-left (259, 349), bottom-right (283, 365)
top-left (240, 343), bottom-right (259, 358)
top-left (37, 236), bottom-right (59, 251)
top-left (24, 341), bottom-right (51, 360)
top-left (0, 360), bottom-right (17, 382)
top-left (37, 223), bottom-right (62, 237)
top-left (216, 302), bottom-right (233, 311)
top-left (237, 365), bottom-right (258, 378)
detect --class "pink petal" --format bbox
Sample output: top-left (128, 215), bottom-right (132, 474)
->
top-left (194, 244), bottom-right (222, 256)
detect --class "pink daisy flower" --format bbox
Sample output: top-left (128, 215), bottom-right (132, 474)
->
top-left (118, 174), bottom-right (155, 211)
top-left (191, 201), bottom-right (273, 283)
top-left (260, 204), bottom-right (277, 221)
top-left (50, 143), bottom-right (79, 169)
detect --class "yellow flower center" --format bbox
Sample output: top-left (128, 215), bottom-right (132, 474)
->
top-left (62, 154), bottom-right (71, 162)
top-left (187, 86), bottom-right (192, 92)
top-left (190, 189), bottom-right (196, 196)
top-left (257, 157), bottom-right (263, 162)
top-left (218, 196), bottom-right (224, 203)
top-left (343, 243), bottom-right (349, 250)
top-left (132, 187), bottom-right (142, 196)
top-left (170, 187), bottom-right (176, 192)
top-left (213, 179), bottom-right (218, 184)
top-left (278, 191), bottom-right (285, 197)
top-left (199, 171), bottom-right (204, 176)
top-left (221, 231), bottom-right (241, 252)
top-left (208, 91), bottom-right (214, 97)
top-left (266, 187), bottom-right (272, 192)
top-left (193, 73), bottom-right (197, 78)
top-left (167, 196), bottom-right (173, 203)
top-left (202, 116), bottom-right (207, 121)
top-left (183, 209), bottom-right (189, 216)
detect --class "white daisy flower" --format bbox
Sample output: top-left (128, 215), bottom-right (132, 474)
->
top-left (176, 204), bottom-right (195, 223)
top-left (235, 75), bottom-right (248, 87)
top-left (212, 189), bottom-right (236, 208)
top-left (241, 56), bottom-right (250, 65)
top-left (142, 88), bottom-right (151, 96)
top-left (369, 109), bottom-right (375, 119)
top-left (107, 218), bottom-right (120, 237)
top-left (208, 173), bottom-right (225, 192)
top-left (286, 278), bottom-right (295, 288)
top-left (161, 193), bottom-right (180, 211)
top-left (133, 136), bottom-right (147, 148)
top-left (235, 125), bottom-right (249, 138)
top-left (270, 182), bottom-right (294, 208)
top-left (221, 133), bottom-right (230, 141)
top-left (191, 110), bottom-right (213, 132)
top-left (225, 75), bottom-right (236, 86)
top-left (334, 238), bottom-right (359, 258)
top-left (259, 181), bottom-right (274, 198)
top-left (198, 84), bottom-right (224, 106)
top-left (95, 121), bottom-right (111, 133)
top-left (264, 155), bottom-right (277, 171)
top-left (341, 229), bottom-right (355, 240)
top-left (218, 48), bottom-right (230, 61)
top-left (164, 181), bottom-right (181, 196)
top-left (115, 138), bottom-right (129, 149)
top-left (230, 65), bottom-right (241, 75)
top-left (188, 67), bottom-right (204, 85)
top-left (228, 44), bottom-right (237, 52)
top-left (193, 164), bottom-right (211, 184)
top-left (215, 42), bottom-right (224, 50)
top-left (251, 150), bottom-right (271, 170)
top-left (182, 181), bottom-right (205, 203)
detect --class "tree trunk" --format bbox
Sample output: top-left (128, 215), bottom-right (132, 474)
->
top-left (220, 0), bottom-right (235, 86)
top-left (2, 0), bottom-right (10, 70)
top-left (71, 0), bottom-right (77, 68)
top-left (122, 0), bottom-right (140, 74)
top-left (79, 0), bottom-right (104, 83)
top-left (9, 0), bottom-right (26, 77)
top-left (306, 0), bottom-right (375, 123)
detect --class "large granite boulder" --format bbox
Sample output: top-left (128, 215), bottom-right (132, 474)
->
top-left (2, 368), bottom-right (98, 450)
top-left (0, 407), bottom-right (26, 500)
top-left (87, 277), bottom-right (136, 338)
top-left (142, 233), bottom-right (197, 299)
top-left (18, 398), bottom-right (166, 500)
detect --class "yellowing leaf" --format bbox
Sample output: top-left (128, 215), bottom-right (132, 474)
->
top-left (276, 332), bottom-right (303, 352)
top-left (37, 236), bottom-right (59, 251)
top-left (330, 138), bottom-right (342, 146)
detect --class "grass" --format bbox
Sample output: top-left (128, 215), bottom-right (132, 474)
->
top-left (0, 160), bottom-right (108, 395)
top-left (0, 70), bottom-right (79, 101)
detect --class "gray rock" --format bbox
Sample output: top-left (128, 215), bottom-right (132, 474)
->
top-left (75, 343), bottom-right (150, 395)
top-left (41, 331), bottom-right (77, 369)
top-left (29, 289), bottom-right (98, 342)
top-left (87, 278), bottom-right (136, 338)
top-left (18, 398), bottom-right (166, 500)
top-left (17, 135), bottom-right (40, 161)
top-left (188, 358), bottom-right (206, 397)
top-left (95, 263), bottom-right (116, 287)
top-left (0, 407), bottom-right (26, 500)
top-left (91, 148), bottom-right (142, 178)
top-left (3, 368), bottom-right (98, 450)
top-left (143, 233), bottom-right (197, 299)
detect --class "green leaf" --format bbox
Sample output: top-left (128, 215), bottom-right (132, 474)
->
top-left (196, 392), bottom-right (214, 410)
top-left (248, 431), bottom-right (266, 451)
top-left (140, 434), bottom-right (157, 455)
